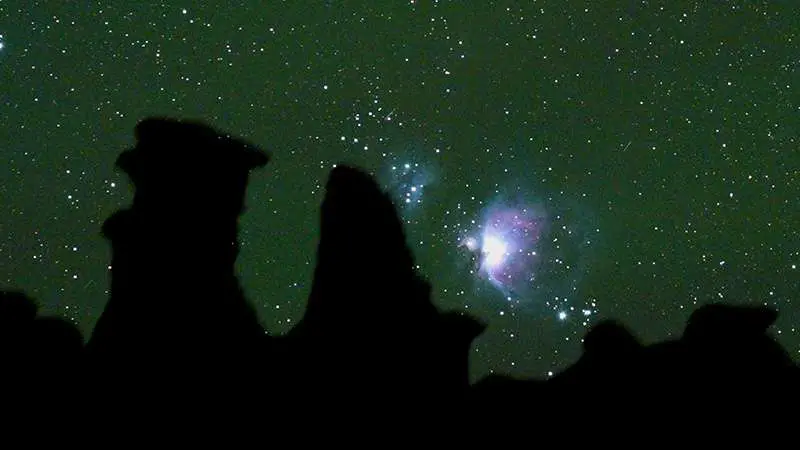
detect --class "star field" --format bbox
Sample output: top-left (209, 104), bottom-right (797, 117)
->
top-left (1, 1), bottom-right (798, 380)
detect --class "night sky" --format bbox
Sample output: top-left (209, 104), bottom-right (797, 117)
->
top-left (2, 1), bottom-right (798, 380)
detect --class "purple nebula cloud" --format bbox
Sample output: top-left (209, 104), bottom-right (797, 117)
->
top-left (460, 201), bottom-right (547, 297)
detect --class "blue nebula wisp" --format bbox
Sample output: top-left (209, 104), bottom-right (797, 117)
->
top-left (382, 160), bottom-right (434, 215)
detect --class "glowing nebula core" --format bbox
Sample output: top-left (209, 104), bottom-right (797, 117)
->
top-left (460, 201), bottom-right (546, 297)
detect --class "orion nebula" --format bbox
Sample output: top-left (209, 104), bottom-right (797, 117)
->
top-left (455, 193), bottom-right (601, 326)
top-left (459, 200), bottom-right (548, 300)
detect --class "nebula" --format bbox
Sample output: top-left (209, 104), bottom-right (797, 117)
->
top-left (460, 200), bottom-right (547, 299)
top-left (381, 159), bottom-right (435, 216)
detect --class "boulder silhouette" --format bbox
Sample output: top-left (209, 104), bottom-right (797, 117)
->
top-left (0, 290), bottom-right (83, 408)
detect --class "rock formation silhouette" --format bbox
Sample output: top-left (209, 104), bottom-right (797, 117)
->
top-left (85, 118), bottom-right (272, 407)
top-left (286, 165), bottom-right (485, 409)
top-left (0, 117), bottom-right (797, 426)
top-left (0, 290), bottom-right (83, 409)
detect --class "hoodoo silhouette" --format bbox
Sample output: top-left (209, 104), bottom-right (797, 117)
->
top-left (286, 165), bottom-right (486, 407)
top-left (86, 118), bottom-right (271, 402)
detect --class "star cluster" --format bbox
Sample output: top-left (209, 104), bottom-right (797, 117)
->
top-left (382, 160), bottom-right (434, 214)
